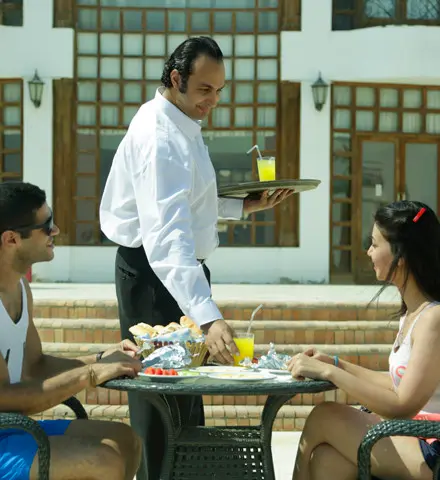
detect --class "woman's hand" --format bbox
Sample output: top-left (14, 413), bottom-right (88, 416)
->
top-left (287, 352), bottom-right (335, 381)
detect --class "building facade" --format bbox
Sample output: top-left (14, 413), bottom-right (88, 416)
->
top-left (0, 0), bottom-right (439, 284)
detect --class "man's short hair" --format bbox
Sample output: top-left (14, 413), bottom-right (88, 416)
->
top-left (0, 182), bottom-right (46, 238)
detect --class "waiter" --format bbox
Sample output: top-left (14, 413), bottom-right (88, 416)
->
top-left (100, 36), bottom-right (290, 480)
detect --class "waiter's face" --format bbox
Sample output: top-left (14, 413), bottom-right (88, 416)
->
top-left (172, 55), bottom-right (226, 121)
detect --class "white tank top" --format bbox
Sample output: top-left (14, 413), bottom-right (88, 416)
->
top-left (389, 302), bottom-right (440, 415)
top-left (0, 279), bottom-right (29, 384)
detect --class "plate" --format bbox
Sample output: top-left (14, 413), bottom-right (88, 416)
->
top-left (191, 366), bottom-right (248, 375)
top-left (138, 372), bottom-right (198, 382)
top-left (218, 179), bottom-right (320, 199)
top-left (207, 372), bottom-right (276, 382)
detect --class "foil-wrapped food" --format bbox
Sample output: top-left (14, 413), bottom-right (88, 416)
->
top-left (242, 343), bottom-right (292, 371)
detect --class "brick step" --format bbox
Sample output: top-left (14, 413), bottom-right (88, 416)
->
top-left (36, 318), bottom-right (398, 345)
top-left (32, 300), bottom-right (398, 322)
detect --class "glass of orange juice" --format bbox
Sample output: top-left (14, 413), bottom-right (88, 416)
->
top-left (256, 157), bottom-right (276, 182)
top-left (233, 332), bottom-right (255, 366)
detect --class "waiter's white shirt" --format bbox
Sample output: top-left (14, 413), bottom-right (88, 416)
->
top-left (100, 88), bottom-right (243, 327)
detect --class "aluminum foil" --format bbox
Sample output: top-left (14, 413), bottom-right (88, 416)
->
top-left (241, 343), bottom-right (291, 370)
top-left (141, 343), bottom-right (192, 369)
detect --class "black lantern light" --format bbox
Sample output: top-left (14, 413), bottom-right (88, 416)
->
top-left (311, 73), bottom-right (329, 112)
top-left (28, 70), bottom-right (45, 108)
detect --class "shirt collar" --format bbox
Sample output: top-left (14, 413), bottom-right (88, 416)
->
top-left (155, 87), bottom-right (201, 140)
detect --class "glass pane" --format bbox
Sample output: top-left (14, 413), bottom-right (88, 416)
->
top-left (76, 176), bottom-right (96, 197)
top-left (145, 35), bottom-right (165, 56)
top-left (379, 112), bottom-right (398, 132)
top-left (146, 83), bottom-right (158, 100)
top-left (235, 107), bottom-right (253, 127)
top-left (168, 11), bottom-right (186, 32)
top-left (77, 82), bottom-right (97, 101)
top-left (402, 113), bottom-right (422, 133)
top-left (333, 133), bottom-right (351, 153)
top-left (101, 106), bottom-right (119, 126)
top-left (77, 131), bottom-right (97, 150)
top-left (100, 33), bottom-right (120, 55)
top-left (405, 143), bottom-right (437, 213)
top-left (257, 107), bottom-right (276, 127)
top-left (77, 106), bottom-right (96, 126)
top-left (259, 0), bottom-right (278, 6)
top-left (191, 12), bottom-right (209, 32)
top-left (124, 83), bottom-right (142, 103)
top-left (235, 35), bottom-right (255, 56)
top-left (4, 154), bottom-right (21, 174)
top-left (100, 58), bottom-right (120, 79)
top-left (235, 59), bottom-right (254, 80)
top-left (123, 34), bottom-right (144, 55)
top-left (365, 0), bottom-right (396, 18)
top-left (403, 89), bottom-right (422, 108)
top-left (427, 90), bottom-right (440, 109)
top-left (214, 12), bottom-right (233, 32)
top-left (380, 88), bottom-right (399, 107)
top-left (3, 107), bottom-right (20, 126)
top-left (356, 87), bottom-right (375, 107)
top-left (333, 86), bottom-right (351, 106)
top-left (167, 35), bottom-right (188, 55)
top-left (333, 14), bottom-right (354, 30)
top-left (235, 84), bottom-right (254, 103)
top-left (407, 0), bottom-right (439, 19)
top-left (76, 200), bottom-right (96, 221)
top-left (77, 33), bottom-right (98, 54)
top-left (78, 9), bottom-right (98, 29)
top-left (236, 12), bottom-right (255, 32)
top-left (332, 202), bottom-right (352, 222)
top-left (361, 141), bottom-right (395, 249)
top-left (100, 133), bottom-right (125, 195)
top-left (77, 57), bottom-right (98, 78)
top-left (77, 153), bottom-right (96, 173)
top-left (356, 111), bottom-right (374, 131)
top-left (426, 114), bottom-right (440, 134)
top-left (3, 132), bottom-right (21, 150)
top-left (258, 84), bottom-right (277, 103)
top-left (101, 83), bottom-right (120, 102)
top-left (332, 250), bottom-right (351, 274)
top-left (212, 108), bottom-right (231, 127)
top-left (334, 109), bottom-right (351, 129)
top-left (335, 0), bottom-right (355, 8)
top-left (258, 35), bottom-right (277, 56)
top-left (333, 156), bottom-right (351, 176)
top-left (223, 58), bottom-right (232, 81)
top-left (213, 35), bottom-right (233, 56)
top-left (123, 58), bottom-right (143, 80)
top-left (332, 227), bottom-right (351, 247)
top-left (146, 11), bottom-right (165, 32)
top-left (145, 59), bottom-right (164, 80)
top-left (220, 84), bottom-right (231, 103)
top-left (3, 84), bottom-right (21, 102)
top-left (212, 0), bottom-right (256, 6)
top-left (76, 223), bottom-right (95, 244)
top-left (333, 178), bottom-right (351, 198)
top-left (257, 59), bottom-right (277, 80)
top-left (258, 12), bottom-right (278, 32)
top-left (101, 10), bottom-right (120, 30)
top-left (123, 106), bottom-right (139, 125)
top-left (256, 225), bottom-right (275, 246)
top-left (123, 10), bottom-right (143, 31)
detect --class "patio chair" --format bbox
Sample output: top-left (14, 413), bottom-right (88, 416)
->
top-left (0, 396), bottom-right (88, 480)
top-left (357, 419), bottom-right (440, 479)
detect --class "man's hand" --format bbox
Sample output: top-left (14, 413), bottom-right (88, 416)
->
top-left (243, 189), bottom-right (293, 215)
top-left (101, 339), bottom-right (140, 360)
top-left (203, 320), bottom-right (239, 365)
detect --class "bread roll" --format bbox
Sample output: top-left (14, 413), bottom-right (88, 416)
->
top-left (180, 316), bottom-right (202, 336)
top-left (168, 322), bottom-right (182, 331)
top-left (129, 323), bottom-right (155, 337)
top-left (153, 325), bottom-right (166, 335)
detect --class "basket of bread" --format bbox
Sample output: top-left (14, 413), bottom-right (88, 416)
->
top-left (129, 316), bottom-right (208, 368)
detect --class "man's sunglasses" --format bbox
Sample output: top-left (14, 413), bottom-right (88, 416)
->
top-left (8, 214), bottom-right (54, 237)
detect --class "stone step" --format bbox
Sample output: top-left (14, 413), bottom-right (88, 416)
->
top-left (35, 318), bottom-right (398, 345)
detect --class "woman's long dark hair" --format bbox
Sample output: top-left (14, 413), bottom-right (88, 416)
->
top-left (369, 201), bottom-right (440, 316)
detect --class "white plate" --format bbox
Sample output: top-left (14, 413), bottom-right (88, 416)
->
top-left (138, 372), bottom-right (198, 382)
top-left (191, 366), bottom-right (248, 375)
top-left (207, 372), bottom-right (276, 382)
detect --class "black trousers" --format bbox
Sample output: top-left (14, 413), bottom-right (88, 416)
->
top-left (115, 245), bottom-right (207, 480)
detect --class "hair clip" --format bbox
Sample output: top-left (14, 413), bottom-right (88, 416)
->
top-left (413, 207), bottom-right (426, 223)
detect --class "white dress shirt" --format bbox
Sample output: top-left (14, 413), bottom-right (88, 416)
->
top-left (100, 88), bottom-right (243, 327)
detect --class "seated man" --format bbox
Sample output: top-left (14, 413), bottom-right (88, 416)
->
top-left (0, 182), bottom-right (142, 480)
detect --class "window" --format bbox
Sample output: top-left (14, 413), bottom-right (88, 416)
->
top-left (333, 0), bottom-right (440, 30)
top-left (0, 80), bottom-right (23, 182)
top-left (0, 0), bottom-right (23, 26)
top-left (72, 0), bottom-right (282, 246)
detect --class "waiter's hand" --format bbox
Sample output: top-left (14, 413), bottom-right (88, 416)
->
top-left (243, 189), bottom-right (293, 215)
top-left (203, 320), bottom-right (239, 365)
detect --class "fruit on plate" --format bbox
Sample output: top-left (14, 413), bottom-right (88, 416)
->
top-left (144, 367), bottom-right (178, 376)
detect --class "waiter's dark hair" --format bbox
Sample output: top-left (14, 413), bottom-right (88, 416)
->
top-left (0, 182), bottom-right (46, 239)
top-left (161, 36), bottom-right (223, 93)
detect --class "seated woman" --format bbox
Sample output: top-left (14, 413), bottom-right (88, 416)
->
top-left (288, 200), bottom-right (440, 480)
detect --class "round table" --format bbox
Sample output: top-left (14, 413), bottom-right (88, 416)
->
top-left (103, 376), bottom-right (336, 480)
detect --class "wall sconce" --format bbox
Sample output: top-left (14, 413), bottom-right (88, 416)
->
top-left (311, 73), bottom-right (329, 112)
top-left (28, 70), bottom-right (45, 108)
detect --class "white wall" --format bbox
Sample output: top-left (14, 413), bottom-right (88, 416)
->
top-left (4, 0), bottom-right (440, 283)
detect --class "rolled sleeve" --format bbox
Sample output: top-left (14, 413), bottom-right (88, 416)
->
top-left (217, 197), bottom-right (243, 220)
top-left (131, 132), bottom-right (222, 327)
